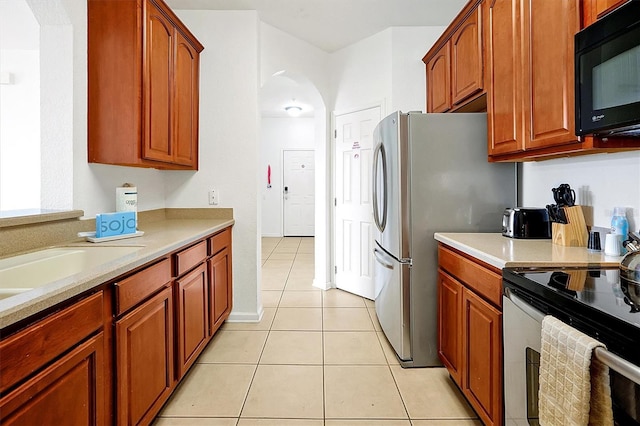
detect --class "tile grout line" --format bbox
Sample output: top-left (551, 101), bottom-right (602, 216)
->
top-left (236, 236), bottom-right (282, 423)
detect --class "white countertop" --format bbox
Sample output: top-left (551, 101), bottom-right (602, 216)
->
top-left (434, 232), bottom-right (623, 269)
top-left (0, 218), bottom-right (234, 329)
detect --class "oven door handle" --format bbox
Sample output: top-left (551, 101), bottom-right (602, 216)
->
top-left (504, 287), bottom-right (640, 386)
top-left (504, 287), bottom-right (545, 323)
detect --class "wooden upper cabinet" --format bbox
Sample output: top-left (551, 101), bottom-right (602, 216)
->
top-left (144, 1), bottom-right (174, 164)
top-left (88, 0), bottom-right (204, 170)
top-left (487, 0), bottom-right (582, 159)
top-left (426, 44), bottom-right (452, 113)
top-left (451, 6), bottom-right (483, 105)
top-left (173, 31), bottom-right (201, 167)
top-left (523, 0), bottom-right (580, 151)
top-left (595, 0), bottom-right (629, 17)
top-left (583, 0), bottom-right (630, 26)
top-left (423, 0), bottom-right (484, 113)
top-left (486, 0), bottom-right (522, 155)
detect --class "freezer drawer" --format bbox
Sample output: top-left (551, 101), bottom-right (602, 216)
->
top-left (373, 243), bottom-right (411, 362)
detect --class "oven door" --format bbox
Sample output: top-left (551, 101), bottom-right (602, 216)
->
top-left (503, 289), bottom-right (543, 426)
top-left (503, 285), bottom-right (640, 426)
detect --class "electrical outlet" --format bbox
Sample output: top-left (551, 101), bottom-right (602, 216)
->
top-left (208, 189), bottom-right (218, 205)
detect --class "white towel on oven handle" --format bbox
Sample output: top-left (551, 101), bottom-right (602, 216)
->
top-left (538, 315), bottom-right (613, 426)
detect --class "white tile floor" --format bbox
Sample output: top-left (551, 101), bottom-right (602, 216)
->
top-left (155, 237), bottom-right (481, 425)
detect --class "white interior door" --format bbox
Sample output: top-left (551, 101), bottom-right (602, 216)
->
top-left (334, 106), bottom-right (381, 299)
top-left (283, 150), bottom-right (315, 236)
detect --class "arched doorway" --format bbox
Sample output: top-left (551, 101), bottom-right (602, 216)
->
top-left (259, 71), bottom-right (330, 291)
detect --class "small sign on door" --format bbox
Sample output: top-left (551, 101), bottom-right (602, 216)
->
top-left (352, 141), bottom-right (360, 159)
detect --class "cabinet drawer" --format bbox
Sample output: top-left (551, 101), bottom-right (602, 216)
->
top-left (0, 332), bottom-right (105, 425)
top-left (115, 258), bottom-right (172, 315)
top-left (0, 291), bottom-right (104, 394)
top-left (438, 245), bottom-right (502, 307)
top-left (208, 228), bottom-right (231, 256)
top-left (176, 241), bottom-right (207, 276)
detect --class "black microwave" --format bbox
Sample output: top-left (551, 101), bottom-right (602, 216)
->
top-left (575, 0), bottom-right (640, 137)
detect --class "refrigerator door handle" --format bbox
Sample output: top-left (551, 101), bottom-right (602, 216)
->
top-left (372, 142), bottom-right (387, 232)
top-left (374, 247), bottom-right (394, 270)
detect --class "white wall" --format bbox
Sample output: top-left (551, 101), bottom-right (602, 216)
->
top-left (390, 26), bottom-right (446, 113)
top-left (48, 2), bottom-right (261, 321)
top-left (167, 10), bottom-right (261, 321)
top-left (521, 151), bottom-right (640, 232)
top-left (329, 26), bottom-right (446, 115)
top-left (0, 50), bottom-right (40, 211)
top-left (260, 23), bottom-right (330, 99)
top-left (261, 117), bottom-right (315, 236)
top-left (37, 0), bottom-right (166, 218)
top-left (330, 29), bottom-right (392, 115)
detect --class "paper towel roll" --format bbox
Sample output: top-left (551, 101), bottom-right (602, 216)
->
top-left (116, 184), bottom-right (137, 227)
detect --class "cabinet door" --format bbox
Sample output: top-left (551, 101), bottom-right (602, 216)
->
top-left (116, 286), bottom-right (174, 426)
top-left (175, 263), bottom-right (209, 378)
top-left (462, 288), bottom-right (502, 426)
top-left (486, 0), bottom-right (523, 155)
top-left (595, 0), bottom-right (629, 17)
top-left (173, 30), bottom-right (200, 168)
top-left (523, 0), bottom-right (580, 151)
top-left (0, 333), bottom-right (106, 426)
top-left (451, 7), bottom-right (483, 106)
top-left (426, 43), bottom-right (452, 113)
top-left (437, 270), bottom-right (462, 386)
top-left (209, 246), bottom-right (232, 334)
top-left (143, 0), bottom-right (174, 164)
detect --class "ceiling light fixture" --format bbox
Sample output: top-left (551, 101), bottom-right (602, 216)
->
top-left (285, 105), bottom-right (302, 117)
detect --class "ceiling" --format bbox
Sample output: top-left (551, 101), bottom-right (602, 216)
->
top-left (166, 0), bottom-right (464, 118)
top-left (166, 0), bottom-right (466, 53)
top-left (1, 0), bottom-right (464, 118)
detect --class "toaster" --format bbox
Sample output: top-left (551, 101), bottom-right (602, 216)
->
top-left (502, 207), bottom-right (552, 239)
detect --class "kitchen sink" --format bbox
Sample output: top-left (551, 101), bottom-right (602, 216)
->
top-left (0, 246), bottom-right (142, 299)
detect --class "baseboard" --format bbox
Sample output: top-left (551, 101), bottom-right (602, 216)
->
top-left (226, 306), bottom-right (264, 323)
top-left (313, 278), bottom-right (332, 291)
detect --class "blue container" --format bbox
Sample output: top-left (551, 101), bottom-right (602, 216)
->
top-left (611, 207), bottom-right (629, 253)
top-left (96, 211), bottom-right (137, 238)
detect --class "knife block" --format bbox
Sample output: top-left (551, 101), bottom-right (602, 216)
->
top-left (552, 205), bottom-right (588, 247)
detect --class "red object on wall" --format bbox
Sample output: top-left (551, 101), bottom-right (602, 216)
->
top-left (267, 165), bottom-right (271, 185)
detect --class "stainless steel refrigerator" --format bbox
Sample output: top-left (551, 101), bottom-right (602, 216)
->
top-left (372, 111), bottom-right (516, 367)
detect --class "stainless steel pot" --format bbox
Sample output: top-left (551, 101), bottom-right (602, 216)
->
top-left (620, 232), bottom-right (640, 287)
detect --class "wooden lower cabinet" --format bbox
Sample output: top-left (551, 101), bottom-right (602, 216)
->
top-left (209, 245), bottom-right (232, 334)
top-left (0, 226), bottom-right (233, 425)
top-left (116, 286), bottom-right (174, 426)
top-left (462, 287), bottom-right (502, 426)
top-left (438, 244), bottom-right (503, 426)
top-left (0, 332), bottom-right (106, 425)
top-left (175, 263), bottom-right (209, 379)
top-left (437, 270), bottom-right (462, 384)
top-left (0, 291), bottom-right (108, 425)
